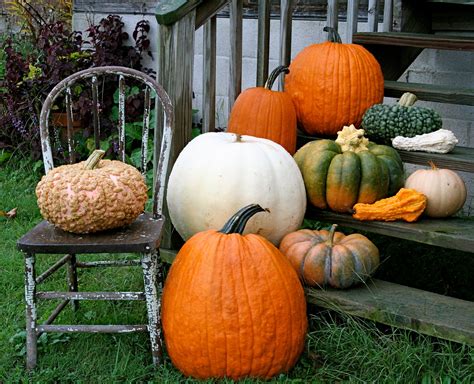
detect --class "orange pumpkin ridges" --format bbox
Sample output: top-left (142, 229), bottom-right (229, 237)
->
top-left (227, 65), bottom-right (297, 154)
top-left (285, 26), bottom-right (384, 136)
top-left (279, 224), bottom-right (380, 289)
top-left (352, 188), bottom-right (427, 222)
top-left (161, 204), bottom-right (307, 380)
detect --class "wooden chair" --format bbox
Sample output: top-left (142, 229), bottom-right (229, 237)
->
top-left (17, 66), bottom-right (173, 370)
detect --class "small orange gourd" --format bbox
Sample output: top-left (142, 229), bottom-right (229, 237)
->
top-left (162, 204), bottom-right (307, 380)
top-left (352, 188), bottom-right (427, 222)
top-left (279, 224), bottom-right (379, 289)
top-left (228, 66), bottom-right (297, 154)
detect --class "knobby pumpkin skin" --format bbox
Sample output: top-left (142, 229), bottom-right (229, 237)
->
top-left (167, 132), bottom-right (306, 245)
top-left (228, 66), bottom-right (297, 154)
top-left (36, 150), bottom-right (148, 233)
top-left (352, 188), bottom-right (427, 222)
top-left (280, 224), bottom-right (379, 289)
top-left (294, 126), bottom-right (404, 213)
top-left (285, 27), bottom-right (384, 136)
top-left (405, 162), bottom-right (466, 218)
top-left (162, 204), bottom-right (308, 380)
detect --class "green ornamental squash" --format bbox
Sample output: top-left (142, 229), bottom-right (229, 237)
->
top-left (362, 92), bottom-right (443, 145)
top-left (294, 125), bottom-right (404, 213)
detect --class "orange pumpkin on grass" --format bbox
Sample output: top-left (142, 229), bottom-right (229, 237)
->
top-left (162, 204), bottom-right (307, 380)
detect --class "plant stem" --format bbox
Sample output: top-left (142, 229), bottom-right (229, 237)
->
top-left (219, 204), bottom-right (268, 235)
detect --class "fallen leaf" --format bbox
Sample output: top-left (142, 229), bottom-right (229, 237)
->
top-left (0, 208), bottom-right (17, 218)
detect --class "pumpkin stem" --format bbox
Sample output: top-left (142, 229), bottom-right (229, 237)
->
top-left (234, 134), bottom-right (243, 142)
top-left (83, 149), bottom-right (106, 170)
top-left (264, 66), bottom-right (290, 90)
top-left (326, 224), bottom-right (338, 247)
top-left (323, 26), bottom-right (342, 44)
top-left (428, 161), bottom-right (438, 170)
top-left (398, 92), bottom-right (418, 107)
top-left (219, 204), bottom-right (269, 235)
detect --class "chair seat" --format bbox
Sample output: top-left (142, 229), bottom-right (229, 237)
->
top-left (17, 213), bottom-right (164, 254)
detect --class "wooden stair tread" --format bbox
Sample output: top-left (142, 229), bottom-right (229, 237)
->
top-left (427, 0), bottom-right (474, 5)
top-left (398, 145), bottom-right (474, 172)
top-left (353, 32), bottom-right (474, 51)
top-left (307, 207), bottom-right (474, 253)
top-left (384, 80), bottom-right (474, 106)
top-left (306, 279), bottom-right (474, 345)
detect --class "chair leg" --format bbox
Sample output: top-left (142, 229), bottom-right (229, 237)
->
top-left (141, 250), bottom-right (163, 366)
top-left (67, 254), bottom-right (79, 311)
top-left (24, 253), bottom-right (37, 370)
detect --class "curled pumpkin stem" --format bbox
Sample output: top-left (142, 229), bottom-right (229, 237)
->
top-left (264, 65), bottom-right (290, 90)
top-left (323, 26), bottom-right (342, 43)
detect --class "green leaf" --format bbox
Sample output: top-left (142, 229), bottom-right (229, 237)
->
top-left (125, 122), bottom-right (144, 141)
top-left (0, 150), bottom-right (12, 164)
top-left (191, 127), bottom-right (201, 139)
top-left (130, 148), bottom-right (142, 169)
top-left (110, 105), bottom-right (119, 122)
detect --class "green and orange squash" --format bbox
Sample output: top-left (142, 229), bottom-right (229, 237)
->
top-left (295, 125), bottom-right (404, 213)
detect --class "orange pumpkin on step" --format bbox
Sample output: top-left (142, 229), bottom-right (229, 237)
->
top-left (285, 27), bottom-right (384, 136)
top-left (162, 204), bottom-right (307, 380)
top-left (228, 66), bottom-right (297, 154)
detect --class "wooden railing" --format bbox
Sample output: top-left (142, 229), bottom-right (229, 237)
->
top-left (155, 0), bottom-right (396, 248)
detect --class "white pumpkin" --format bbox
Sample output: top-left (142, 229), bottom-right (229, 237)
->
top-left (167, 132), bottom-right (307, 245)
top-left (405, 163), bottom-right (467, 218)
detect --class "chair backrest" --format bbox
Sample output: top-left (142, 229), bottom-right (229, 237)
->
top-left (39, 66), bottom-right (174, 219)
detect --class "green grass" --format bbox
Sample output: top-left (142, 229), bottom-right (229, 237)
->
top-left (0, 156), bottom-right (472, 383)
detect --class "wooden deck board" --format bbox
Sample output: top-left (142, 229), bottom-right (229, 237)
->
top-left (306, 279), bottom-right (474, 345)
top-left (384, 80), bottom-right (474, 106)
top-left (353, 32), bottom-right (474, 51)
top-left (307, 208), bottom-right (474, 253)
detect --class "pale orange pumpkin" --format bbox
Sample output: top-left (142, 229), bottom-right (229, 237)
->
top-left (228, 66), bottom-right (297, 154)
top-left (285, 27), bottom-right (384, 136)
top-left (405, 163), bottom-right (467, 218)
top-left (162, 204), bottom-right (307, 380)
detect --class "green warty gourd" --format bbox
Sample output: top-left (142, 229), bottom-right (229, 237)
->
top-left (362, 92), bottom-right (442, 145)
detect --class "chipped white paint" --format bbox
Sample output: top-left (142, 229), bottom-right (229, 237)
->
top-left (118, 75), bottom-right (126, 161)
top-left (24, 254), bottom-right (38, 370)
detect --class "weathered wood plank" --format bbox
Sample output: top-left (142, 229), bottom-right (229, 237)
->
top-left (202, 16), bottom-right (217, 133)
top-left (384, 80), bottom-right (474, 106)
top-left (382, 0), bottom-right (394, 31)
top-left (346, 0), bottom-right (360, 43)
top-left (256, 0), bottom-right (271, 87)
top-left (307, 208), bottom-right (474, 253)
top-left (38, 324), bottom-right (148, 333)
top-left (156, 12), bottom-right (195, 248)
top-left (307, 279), bottom-right (474, 345)
top-left (156, 0), bottom-right (201, 25)
top-left (398, 146), bottom-right (474, 172)
top-left (229, 0), bottom-right (243, 113)
top-left (196, 0), bottom-right (229, 29)
top-left (327, 0), bottom-right (339, 31)
top-left (353, 32), bottom-right (474, 51)
top-left (36, 291), bottom-right (145, 300)
top-left (74, 0), bottom-right (158, 15)
top-left (367, 0), bottom-right (379, 32)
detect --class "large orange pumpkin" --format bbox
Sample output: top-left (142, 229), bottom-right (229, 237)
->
top-left (162, 204), bottom-right (308, 380)
top-left (285, 27), bottom-right (384, 136)
top-left (227, 65), bottom-right (297, 154)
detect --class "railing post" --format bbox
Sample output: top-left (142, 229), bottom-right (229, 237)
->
top-left (327, 0), bottom-right (339, 31)
top-left (156, 11), bottom-right (196, 249)
top-left (202, 16), bottom-right (217, 133)
top-left (256, 0), bottom-right (271, 87)
top-left (368, 0), bottom-right (380, 32)
top-left (229, 0), bottom-right (243, 114)
top-left (346, 0), bottom-right (360, 43)
top-left (279, 0), bottom-right (293, 90)
top-left (383, 0), bottom-right (394, 32)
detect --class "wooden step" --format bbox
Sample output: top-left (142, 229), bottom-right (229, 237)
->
top-left (398, 146), bottom-right (474, 172)
top-left (296, 134), bottom-right (474, 173)
top-left (306, 279), bottom-right (474, 345)
top-left (353, 32), bottom-right (474, 51)
top-left (306, 208), bottom-right (474, 253)
top-left (384, 80), bottom-right (474, 106)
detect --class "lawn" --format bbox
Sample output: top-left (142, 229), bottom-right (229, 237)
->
top-left (0, 155), bottom-right (473, 383)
